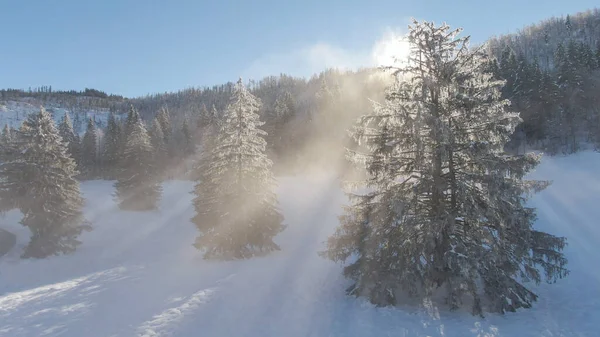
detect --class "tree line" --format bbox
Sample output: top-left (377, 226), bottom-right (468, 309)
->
top-left (487, 9), bottom-right (600, 154)
top-left (3, 10), bottom-right (600, 165)
top-left (491, 34), bottom-right (600, 154)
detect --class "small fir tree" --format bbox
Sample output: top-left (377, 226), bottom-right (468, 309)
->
top-left (58, 114), bottom-right (81, 167)
top-left (0, 107), bottom-right (89, 258)
top-left (102, 112), bottom-right (121, 178)
top-left (80, 118), bottom-right (98, 178)
top-left (191, 78), bottom-right (285, 259)
top-left (149, 116), bottom-right (168, 174)
top-left (0, 124), bottom-right (13, 161)
top-left (114, 108), bottom-right (161, 210)
top-left (181, 117), bottom-right (194, 156)
top-left (156, 106), bottom-right (172, 151)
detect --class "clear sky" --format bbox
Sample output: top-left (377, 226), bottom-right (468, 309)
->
top-left (1, 0), bottom-right (597, 98)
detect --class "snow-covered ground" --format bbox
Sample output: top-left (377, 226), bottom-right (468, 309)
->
top-left (0, 152), bottom-right (599, 336)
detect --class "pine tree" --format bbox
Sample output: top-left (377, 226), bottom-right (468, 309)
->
top-left (321, 21), bottom-right (568, 316)
top-left (191, 78), bottom-right (285, 260)
top-left (72, 111), bottom-right (83, 133)
top-left (181, 117), bottom-right (194, 156)
top-left (149, 116), bottom-right (168, 173)
top-left (0, 124), bottom-right (12, 161)
top-left (114, 108), bottom-right (161, 211)
top-left (80, 118), bottom-right (98, 178)
top-left (269, 91), bottom-right (296, 157)
top-left (0, 107), bottom-right (89, 258)
top-left (58, 114), bottom-right (81, 168)
top-left (101, 112), bottom-right (121, 179)
top-left (190, 106), bottom-right (220, 181)
top-left (578, 42), bottom-right (596, 70)
top-left (1, 124), bottom-right (11, 140)
top-left (204, 104), bottom-right (222, 155)
top-left (557, 41), bottom-right (586, 153)
top-left (595, 43), bottom-right (600, 69)
top-left (554, 42), bottom-right (566, 72)
top-left (210, 104), bottom-right (220, 128)
top-left (197, 103), bottom-right (210, 130)
top-left (156, 106), bottom-right (172, 150)
top-left (193, 104), bottom-right (209, 144)
top-left (116, 105), bottom-right (140, 177)
top-left (125, 105), bottom-right (140, 136)
top-left (499, 47), bottom-right (517, 98)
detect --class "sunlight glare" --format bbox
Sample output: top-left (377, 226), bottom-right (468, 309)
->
top-left (371, 31), bottom-right (410, 68)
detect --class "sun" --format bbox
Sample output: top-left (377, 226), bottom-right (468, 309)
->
top-left (371, 32), bottom-right (410, 68)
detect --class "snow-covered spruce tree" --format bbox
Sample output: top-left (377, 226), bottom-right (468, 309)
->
top-left (114, 108), bottom-right (161, 211)
top-left (189, 106), bottom-right (220, 182)
top-left (269, 91), bottom-right (295, 157)
top-left (149, 116), bottom-right (168, 175)
top-left (181, 117), bottom-right (194, 156)
top-left (191, 78), bottom-right (285, 260)
top-left (321, 20), bottom-right (568, 316)
top-left (0, 124), bottom-right (13, 161)
top-left (101, 112), bottom-right (121, 179)
top-left (0, 107), bottom-right (89, 258)
top-left (80, 118), bottom-right (98, 179)
top-left (58, 114), bottom-right (81, 168)
top-left (114, 105), bottom-right (140, 178)
top-left (124, 105), bottom-right (140, 136)
top-left (197, 103), bottom-right (210, 130)
top-left (156, 106), bottom-right (172, 152)
top-left (1, 124), bottom-right (11, 140)
top-left (210, 104), bottom-right (221, 129)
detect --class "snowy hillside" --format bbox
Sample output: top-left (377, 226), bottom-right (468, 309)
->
top-left (0, 99), bottom-right (122, 135)
top-left (0, 152), bottom-right (599, 337)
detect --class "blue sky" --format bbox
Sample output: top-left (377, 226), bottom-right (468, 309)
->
top-left (1, 0), bottom-right (597, 97)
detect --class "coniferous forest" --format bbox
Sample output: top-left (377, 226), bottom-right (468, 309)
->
top-left (3, 9), bottom-right (600, 317)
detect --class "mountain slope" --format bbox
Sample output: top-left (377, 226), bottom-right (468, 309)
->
top-left (0, 99), bottom-right (123, 135)
top-left (0, 151), bottom-right (598, 336)
top-left (487, 8), bottom-right (600, 69)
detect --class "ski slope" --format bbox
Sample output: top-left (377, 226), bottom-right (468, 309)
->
top-left (0, 152), bottom-right (599, 337)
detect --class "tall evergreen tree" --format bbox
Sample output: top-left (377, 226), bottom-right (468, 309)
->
top-left (149, 116), bottom-right (168, 173)
top-left (58, 114), bottom-right (81, 168)
top-left (321, 21), bottom-right (568, 316)
top-left (125, 105), bottom-right (141, 136)
top-left (264, 91), bottom-right (297, 161)
top-left (80, 118), bottom-right (98, 178)
top-left (0, 107), bottom-right (89, 258)
top-left (596, 43), bottom-right (600, 68)
top-left (193, 104), bottom-right (209, 144)
top-left (210, 104), bottom-right (220, 128)
top-left (1, 124), bottom-right (11, 140)
top-left (0, 124), bottom-right (12, 161)
top-left (181, 117), bottom-right (194, 156)
top-left (72, 112), bottom-right (83, 134)
top-left (191, 78), bottom-right (285, 259)
top-left (102, 112), bottom-right (121, 178)
top-left (197, 103), bottom-right (210, 130)
top-left (190, 106), bottom-right (220, 181)
top-left (114, 108), bottom-right (161, 210)
top-left (156, 106), bottom-right (172, 150)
